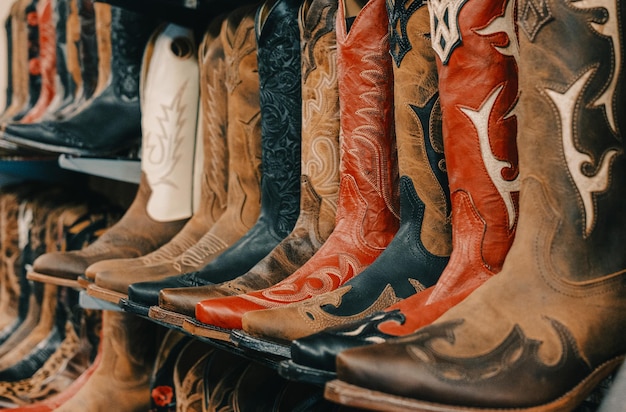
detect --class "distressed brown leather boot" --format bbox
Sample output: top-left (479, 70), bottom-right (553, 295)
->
top-left (327, 0), bottom-right (626, 410)
top-left (28, 22), bottom-right (200, 288)
top-left (85, 17), bottom-right (229, 304)
top-left (117, 5), bottom-right (263, 315)
top-left (150, 0), bottom-right (341, 327)
top-left (53, 311), bottom-right (160, 412)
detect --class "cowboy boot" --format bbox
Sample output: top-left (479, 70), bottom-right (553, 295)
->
top-left (126, 0), bottom-right (304, 316)
top-left (52, 311), bottom-right (160, 412)
top-left (39, 0), bottom-right (76, 120)
top-left (84, 16), bottom-right (230, 304)
top-left (18, 0), bottom-right (57, 124)
top-left (27, 22), bottom-right (200, 288)
top-left (283, 0), bottom-right (520, 384)
top-left (0, 0), bottom-right (34, 125)
top-left (150, 0), bottom-right (340, 327)
top-left (2, 5), bottom-right (157, 155)
top-left (238, 0), bottom-right (452, 350)
top-left (102, 6), bottom-right (261, 313)
top-left (188, 0), bottom-right (400, 338)
top-left (326, 0), bottom-right (626, 410)
top-left (170, 339), bottom-right (215, 412)
top-left (0, 0), bottom-right (15, 113)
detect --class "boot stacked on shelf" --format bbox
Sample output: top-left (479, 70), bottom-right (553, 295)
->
top-left (0, 0), bottom-right (623, 410)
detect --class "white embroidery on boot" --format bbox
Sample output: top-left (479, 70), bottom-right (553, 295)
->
top-left (429, 0), bottom-right (469, 65)
top-left (545, 69), bottom-right (619, 236)
top-left (570, 0), bottom-right (620, 135)
top-left (460, 85), bottom-right (520, 229)
top-left (475, 0), bottom-right (519, 60)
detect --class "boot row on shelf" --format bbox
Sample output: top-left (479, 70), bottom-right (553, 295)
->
top-left (0, 0), bottom-right (625, 410)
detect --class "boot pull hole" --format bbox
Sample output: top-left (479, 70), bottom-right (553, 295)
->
top-left (171, 37), bottom-right (193, 59)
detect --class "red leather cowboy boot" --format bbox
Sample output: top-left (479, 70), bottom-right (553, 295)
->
top-left (85, 19), bottom-right (229, 304)
top-left (281, 0), bottom-right (520, 384)
top-left (150, 0), bottom-right (341, 328)
top-left (328, 0), bottom-right (626, 410)
top-left (190, 0), bottom-right (399, 334)
top-left (19, 0), bottom-right (56, 124)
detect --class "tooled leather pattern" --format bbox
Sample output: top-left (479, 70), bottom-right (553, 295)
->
top-left (256, 1), bottom-right (302, 238)
top-left (388, 0), bottom-right (426, 67)
top-left (519, 0), bottom-right (552, 42)
top-left (110, 7), bottom-right (154, 101)
top-left (301, 0), bottom-right (336, 82)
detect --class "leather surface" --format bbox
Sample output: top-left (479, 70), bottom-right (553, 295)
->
top-left (334, 0), bottom-right (626, 409)
top-left (155, 0), bottom-right (341, 317)
top-left (194, 0), bottom-right (400, 331)
top-left (240, 0), bottom-right (453, 343)
top-left (89, 18), bottom-right (229, 293)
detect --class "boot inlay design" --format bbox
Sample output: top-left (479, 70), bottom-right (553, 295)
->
top-left (405, 318), bottom-right (588, 385)
top-left (429, 0), bottom-right (468, 65)
top-left (338, 311), bottom-right (405, 344)
top-left (570, 0), bottom-right (620, 135)
top-left (224, 25), bottom-right (255, 94)
top-left (144, 81), bottom-right (191, 188)
top-left (301, 0), bottom-right (336, 81)
top-left (250, 254), bottom-right (364, 305)
top-left (519, 0), bottom-right (552, 42)
top-left (545, 69), bottom-right (620, 237)
top-left (460, 85), bottom-right (519, 229)
top-left (475, 0), bottom-right (519, 60)
top-left (388, 0), bottom-right (426, 67)
top-left (17, 203), bottom-right (33, 251)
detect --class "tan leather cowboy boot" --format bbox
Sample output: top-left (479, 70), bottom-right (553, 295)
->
top-left (28, 21), bottom-right (199, 288)
top-left (53, 311), bottom-right (160, 412)
top-left (189, 0), bottom-right (399, 337)
top-left (150, 0), bottom-right (341, 328)
top-left (327, 0), bottom-right (626, 410)
top-left (85, 17), bottom-right (229, 303)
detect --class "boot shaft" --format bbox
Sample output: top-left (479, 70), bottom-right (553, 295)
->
top-left (388, 0), bottom-right (451, 257)
top-left (92, 2), bottom-right (110, 96)
top-left (76, 0), bottom-right (98, 102)
top-left (299, 0), bottom-right (341, 240)
top-left (255, 0), bottom-right (303, 238)
top-left (429, 0), bottom-right (519, 272)
top-left (515, 0), bottom-right (626, 280)
top-left (335, 0), bottom-right (400, 242)
top-left (0, 0), bottom-right (13, 112)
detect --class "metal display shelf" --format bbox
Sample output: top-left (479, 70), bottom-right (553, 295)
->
top-left (58, 154), bottom-right (141, 184)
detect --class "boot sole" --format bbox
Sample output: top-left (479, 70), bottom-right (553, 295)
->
top-left (86, 284), bottom-right (127, 304)
top-left (230, 330), bottom-right (291, 359)
top-left (277, 359), bottom-right (337, 386)
top-left (27, 271), bottom-right (80, 289)
top-left (148, 305), bottom-right (191, 327)
top-left (2, 131), bottom-right (138, 157)
top-left (324, 355), bottom-right (625, 412)
top-left (118, 298), bottom-right (150, 317)
top-left (182, 317), bottom-right (231, 341)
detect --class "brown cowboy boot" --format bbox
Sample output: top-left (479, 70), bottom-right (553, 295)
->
top-left (150, 0), bottom-right (341, 327)
top-left (53, 311), bottom-right (160, 412)
top-left (85, 17), bottom-right (230, 304)
top-left (327, 0), bottom-right (626, 410)
top-left (28, 21), bottom-right (199, 288)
